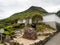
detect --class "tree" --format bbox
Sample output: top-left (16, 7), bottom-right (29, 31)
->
top-left (32, 14), bottom-right (43, 24)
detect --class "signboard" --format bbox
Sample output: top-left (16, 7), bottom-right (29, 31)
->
top-left (0, 29), bottom-right (4, 33)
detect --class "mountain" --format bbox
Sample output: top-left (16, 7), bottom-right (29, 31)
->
top-left (8, 6), bottom-right (47, 20)
top-left (0, 6), bottom-right (48, 25)
top-left (27, 6), bottom-right (47, 13)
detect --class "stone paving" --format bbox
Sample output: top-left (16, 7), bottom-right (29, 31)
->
top-left (45, 32), bottom-right (60, 45)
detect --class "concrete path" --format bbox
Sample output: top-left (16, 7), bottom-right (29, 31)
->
top-left (45, 32), bottom-right (60, 45)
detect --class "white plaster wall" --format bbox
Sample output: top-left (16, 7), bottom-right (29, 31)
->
top-left (43, 14), bottom-right (55, 22)
top-left (17, 19), bottom-right (26, 23)
top-left (17, 18), bottom-right (32, 25)
top-left (17, 20), bottom-right (22, 23)
top-left (43, 14), bottom-right (60, 23)
top-left (29, 18), bottom-right (32, 24)
top-left (23, 19), bottom-right (26, 23)
top-left (43, 14), bottom-right (60, 29)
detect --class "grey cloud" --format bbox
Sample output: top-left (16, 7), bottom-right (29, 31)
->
top-left (0, 0), bottom-right (60, 19)
top-left (44, 0), bottom-right (60, 5)
top-left (0, 9), bottom-right (4, 13)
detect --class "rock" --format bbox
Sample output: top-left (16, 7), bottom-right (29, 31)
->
top-left (10, 41), bottom-right (20, 45)
top-left (4, 35), bottom-right (11, 43)
top-left (23, 27), bottom-right (37, 40)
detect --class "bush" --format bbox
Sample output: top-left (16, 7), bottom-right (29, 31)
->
top-left (4, 26), bottom-right (14, 35)
top-left (10, 42), bottom-right (20, 45)
top-left (36, 25), bottom-right (45, 32)
top-left (36, 23), bottom-right (55, 32)
top-left (3, 23), bottom-right (25, 35)
top-left (19, 23), bottom-right (25, 29)
top-left (12, 23), bottom-right (25, 29)
top-left (0, 24), bottom-right (5, 29)
top-left (12, 23), bottom-right (20, 29)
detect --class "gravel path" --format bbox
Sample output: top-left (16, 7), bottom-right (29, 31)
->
top-left (45, 32), bottom-right (60, 45)
top-left (13, 36), bottom-right (48, 45)
top-left (0, 44), bottom-right (4, 45)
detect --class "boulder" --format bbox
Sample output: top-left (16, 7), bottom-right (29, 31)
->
top-left (4, 35), bottom-right (11, 43)
top-left (23, 27), bottom-right (37, 40)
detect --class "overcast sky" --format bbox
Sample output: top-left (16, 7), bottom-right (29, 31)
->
top-left (0, 0), bottom-right (60, 19)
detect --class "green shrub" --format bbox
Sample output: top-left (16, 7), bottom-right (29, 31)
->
top-left (4, 30), bottom-right (14, 35)
top-left (4, 26), bottom-right (14, 35)
top-left (36, 25), bottom-right (45, 32)
top-left (5, 26), bottom-right (13, 29)
top-left (0, 24), bottom-right (5, 29)
top-left (12, 23), bottom-right (25, 29)
top-left (19, 23), bottom-right (25, 29)
top-left (12, 23), bottom-right (20, 29)
top-left (36, 23), bottom-right (55, 32)
top-left (27, 25), bottom-right (32, 28)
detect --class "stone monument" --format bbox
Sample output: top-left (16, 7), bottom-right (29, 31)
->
top-left (23, 27), bottom-right (37, 40)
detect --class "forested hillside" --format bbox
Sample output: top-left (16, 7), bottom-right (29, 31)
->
top-left (0, 6), bottom-right (47, 28)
